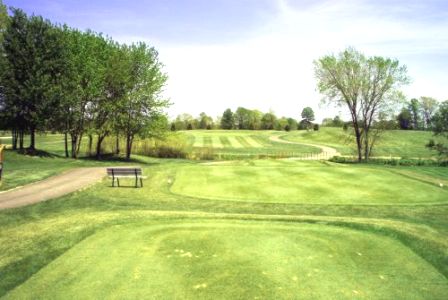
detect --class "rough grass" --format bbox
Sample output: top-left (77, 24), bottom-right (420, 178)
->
top-left (282, 127), bottom-right (447, 158)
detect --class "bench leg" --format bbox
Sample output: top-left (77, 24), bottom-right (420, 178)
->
top-left (140, 178), bottom-right (143, 188)
top-left (117, 178), bottom-right (120, 187)
top-left (135, 176), bottom-right (138, 188)
top-left (112, 177), bottom-right (115, 187)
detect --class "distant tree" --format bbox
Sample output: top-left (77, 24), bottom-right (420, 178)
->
top-left (332, 116), bottom-right (344, 127)
top-left (313, 124), bottom-right (319, 131)
top-left (234, 107), bottom-right (250, 129)
top-left (419, 96), bottom-right (438, 130)
top-left (321, 118), bottom-right (333, 127)
top-left (408, 98), bottom-right (421, 130)
top-left (187, 123), bottom-right (193, 130)
top-left (286, 118), bottom-right (298, 130)
top-left (274, 117), bottom-right (289, 131)
top-left (397, 108), bottom-right (412, 129)
top-left (220, 108), bottom-right (234, 129)
top-left (298, 119), bottom-right (312, 130)
top-left (426, 100), bottom-right (448, 157)
top-left (170, 123), bottom-right (176, 131)
top-left (301, 107), bottom-right (315, 124)
top-left (261, 112), bottom-right (277, 130)
top-left (314, 47), bottom-right (409, 161)
top-left (198, 112), bottom-right (213, 129)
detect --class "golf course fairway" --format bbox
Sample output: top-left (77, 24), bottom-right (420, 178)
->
top-left (170, 161), bottom-right (448, 205)
top-left (4, 220), bottom-right (447, 300)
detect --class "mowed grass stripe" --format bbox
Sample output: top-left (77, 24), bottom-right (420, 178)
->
top-left (219, 136), bottom-right (232, 148)
top-left (227, 137), bottom-right (244, 148)
top-left (250, 135), bottom-right (269, 147)
top-left (203, 136), bottom-right (212, 148)
top-left (244, 136), bottom-right (264, 148)
top-left (235, 136), bottom-right (252, 148)
top-left (192, 136), bottom-right (204, 148)
top-left (211, 136), bottom-right (223, 148)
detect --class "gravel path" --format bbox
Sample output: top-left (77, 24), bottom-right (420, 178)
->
top-left (269, 134), bottom-right (340, 160)
top-left (0, 167), bottom-right (105, 210)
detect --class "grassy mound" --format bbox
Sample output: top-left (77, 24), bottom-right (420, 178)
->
top-left (4, 220), bottom-right (447, 300)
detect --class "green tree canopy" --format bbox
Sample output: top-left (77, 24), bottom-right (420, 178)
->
top-left (314, 47), bottom-right (409, 161)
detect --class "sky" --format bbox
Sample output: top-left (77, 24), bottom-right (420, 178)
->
top-left (5, 0), bottom-right (448, 122)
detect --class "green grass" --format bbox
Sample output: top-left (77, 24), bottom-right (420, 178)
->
top-left (182, 130), bottom-right (321, 158)
top-left (282, 127), bottom-right (447, 158)
top-left (170, 160), bottom-right (448, 205)
top-left (0, 132), bottom-right (447, 299)
top-left (4, 220), bottom-right (447, 299)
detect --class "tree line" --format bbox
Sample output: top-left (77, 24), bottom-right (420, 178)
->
top-left (171, 106), bottom-right (319, 131)
top-left (0, 4), bottom-right (169, 160)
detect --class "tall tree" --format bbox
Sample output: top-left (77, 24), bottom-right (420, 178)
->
top-left (116, 43), bottom-right (169, 160)
top-left (419, 96), bottom-right (438, 130)
top-left (314, 47), bottom-right (409, 161)
top-left (1, 9), bottom-right (66, 151)
top-left (220, 108), bottom-right (234, 129)
top-left (59, 29), bottom-right (108, 158)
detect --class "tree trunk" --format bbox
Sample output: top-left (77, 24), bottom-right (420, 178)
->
top-left (88, 134), bottom-right (93, 156)
top-left (70, 134), bottom-right (78, 159)
top-left (353, 125), bottom-right (362, 162)
top-left (125, 134), bottom-right (133, 160)
top-left (364, 129), bottom-right (370, 161)
top-left (64, 132), bottom-right (69, 158)
top-left (76, 133), bottom-right (83, 157)
top-left (12, 128), bottom-right (18, 150)
top-left (29, 128), bottom-right (36, 150)
top-left (115, 134), bottom-right (120, 155)
top-left (19, 129), bottom-right (24, 150)
top-left (96, 135), bottom-right (105, 159)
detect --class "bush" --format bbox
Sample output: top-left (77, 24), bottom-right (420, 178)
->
top-left (313, 124), bottom-right (319, 131)
top-left (329, 156), bottom-right (447, 166)
top-left (284, 124), bottom-right (291, 131)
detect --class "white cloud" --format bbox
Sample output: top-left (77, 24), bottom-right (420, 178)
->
top-left (152, 0), bottom-right (448, 121)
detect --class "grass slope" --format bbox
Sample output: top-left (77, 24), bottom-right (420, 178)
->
top-left (282, 127), bottom-right (447, 158)
top-left (4, 221), bottom-right (447, 299)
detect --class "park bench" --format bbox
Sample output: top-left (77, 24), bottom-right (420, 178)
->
top-left (107, 167), bottom-right (146, 188)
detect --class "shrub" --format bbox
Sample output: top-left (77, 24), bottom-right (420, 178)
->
top-left (313, 124), bottom-right (319, 131)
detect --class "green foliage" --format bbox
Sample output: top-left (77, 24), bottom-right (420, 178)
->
top-left (397, 107), bottom-right (412, 129)
top-left (301, 107), bottom-right (315, 123)
top-left (313, 124), bottom-right (319, 131)
top-left (314, 47), bottom-right (409, 161)
top-left (220, 108), bottom-right (234, 129)
top-left (427, 101), bottom-right (448, 158)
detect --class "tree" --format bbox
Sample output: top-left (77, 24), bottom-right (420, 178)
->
top-left (234, 107), bottom-right (250, 129)
top-left (301, 107), bottom-right (315, 124)
top-left (198, 112), bottom-right (213, 129)
top-left (115, 43), bottom-right (169, 160)
top-left (409, 98), bottom-right (420, 130)
top-left (1, 9), bottom-right (66, 151)
top-left (314, 47), bottom-right (409, 161)
top-left (427, 100), bottom-right (448, 157)
top-left (419, 96), bottom-right (438, 130)
top-left (0, 0), bottom-right (7, 44)
top-left (274, 117), bottom-right (289, 131)
top-left (220, 108), bottom-right (234, 129)
top-left (261, 112), bottom-right (277, 130)
top-left (397, 107), bottom-right (412, 129)
top-left (286, 118), bottom-right (298, 130)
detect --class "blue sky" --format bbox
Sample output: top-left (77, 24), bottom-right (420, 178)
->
top-left (5, 0), bottom-right (448, 121)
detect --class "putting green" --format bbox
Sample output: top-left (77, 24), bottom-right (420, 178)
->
top-left (170, 161), bottom-right (448, 204)
top-left (5, 220), bottom-right (447, 299)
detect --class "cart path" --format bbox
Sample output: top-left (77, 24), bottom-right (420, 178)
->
top-left (0, 167), bottom-right (106, 210)
top-left (269, 134), bottom-right (340, 160)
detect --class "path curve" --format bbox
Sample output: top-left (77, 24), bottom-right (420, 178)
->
top-left (0, 167), bottom-right (105, 210)
top-left (269, 134), bottom-right (340, 160)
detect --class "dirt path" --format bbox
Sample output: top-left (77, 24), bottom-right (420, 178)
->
top-left (0, 167), bottom-right (106, 210)
top-left (269, 134), bottom-right (340, 160)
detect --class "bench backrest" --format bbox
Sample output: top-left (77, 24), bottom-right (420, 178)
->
top-left (107, 168), bottom-right (142, 176)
